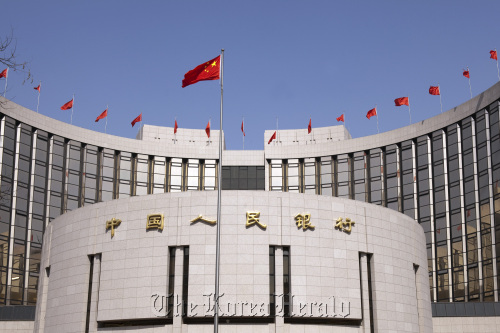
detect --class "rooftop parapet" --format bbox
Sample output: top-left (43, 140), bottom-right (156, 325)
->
top-left (264, 125), bottom-right (351, 147)
top-left (137, 124), bottom-right (226, 150)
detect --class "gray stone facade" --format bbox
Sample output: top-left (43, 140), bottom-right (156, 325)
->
top-left (0, 79), bottom-right (500, 332)
top-left (33, 192), bottom-right (431, 332)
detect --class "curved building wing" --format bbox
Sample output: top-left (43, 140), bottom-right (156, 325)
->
top-left (0, 81), bottom-right (499, 331)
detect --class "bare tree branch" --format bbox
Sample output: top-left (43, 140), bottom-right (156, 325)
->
top-left (0, 29), bottom-right (31, 85)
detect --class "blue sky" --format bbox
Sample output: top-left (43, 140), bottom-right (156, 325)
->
top-left (2, 1), bottom-right (500, 150)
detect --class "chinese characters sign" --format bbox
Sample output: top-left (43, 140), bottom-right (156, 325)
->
top-left (190, 215), bottom-right (217, 225)
top-left (334, 217), bottom-right (355, 233)
top-left (106, 218), bottom-right (121, 238)
top-left (246, 211), bottom-right (267, 229)
top-left (294, 213), bottom-right (314, 230)
top-left (105, 213), bottom-right (356, 238)
top-left (147, 214), bottom-right (164, 231)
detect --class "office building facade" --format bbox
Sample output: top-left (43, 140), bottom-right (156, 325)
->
top-left (0, 81), bottom-right (500, 331)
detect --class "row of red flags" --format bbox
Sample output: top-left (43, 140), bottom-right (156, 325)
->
top-left (0, 50), bottom-right (498, 142)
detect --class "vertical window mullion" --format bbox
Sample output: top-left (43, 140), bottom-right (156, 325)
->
top-left (7, 123), bottom-right (21, 305)
top-left (365, 151), bottom-right (371, 203)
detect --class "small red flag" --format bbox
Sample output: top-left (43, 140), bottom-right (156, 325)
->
top-left (205, 121), bottom-right (210, 138)
top-left (174, 120), bottom-right (178, 134)
top-left (463, 69), bottom-right (470, 78)
top-left (491, 50), bottom-right (498, 60)
top-left (95, 109), bottom-right (108, 122)
top-left (336, 114), bottom-right (344, 122)
top-left (366, 108), bottom-right (377, 119)
top-left (429, 86), bottom-right (440, 95)
top-left (268, 131), bottom-right (276, 144)
top-left (182, 55), bottom-right (221, 88)
top-left (131, 113), bottom-right (142, 127)
top-left (394, 97), bottom-right (409, 106)
top-left (34, 84), bottom-right (40, 92)
top-left (241, 120), bottom-right (245, 136)
top-left (60, 99), bottom-right (73, 110)
top-left (307, 118), bottom-right (312, 134)
top-left (0, 68), bottom-right (7, 79)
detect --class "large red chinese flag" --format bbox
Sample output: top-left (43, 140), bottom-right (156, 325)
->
top-left (268, 131), bottom-right (276, 144)
top-left (0, 68), bottom-right (7, 78)
top-left (131, 113), bottom-right (142, 127)
top-left (95, 109), bottom-right (108, 122)
top-left (463, 70), bottom-right (470, 78)
top-left (241, 120), bottom-right (245, 136)
top-left (429, 86), bottom-right (440, 95)
top-left (182, 55), bottom-right (221, 88)
top-left (205, 121), bottom-right (210, 138)
top-left (174, 120), bottom-right (178, 134)
top-left (308, 118), bottom-right (312, 134)
top-left (491, 50), bottom-right (498, 60)
top-left (394, 97), bottom-right (409, 106)
top-left (336, 114), bottom-right (344, 122)
top-left (60, 99), bottom-right (73, 110)
top-left (34, 84), bottom-right (40, 92)
top-left (366, 108), bottom-right (377, 119)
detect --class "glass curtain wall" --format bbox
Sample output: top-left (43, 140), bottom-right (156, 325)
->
top-left (135, 154), bottom-right (149, 195)
top-left (203, 160), bottom-right (216, 191)
top-left (118, 152), bottom-right (132, 198)
top-left (320, 156), bottom-right (333, 196)
top-left (83, 145), bottom-right (99, 205)
top-left (100, 149), bottom-right (114, 202)
top-left (48, 136), bottom-right (65, 222)
top-left (152, 157), bottom-right (167, 194)
top-left (476, 111), bottom-right (495, 301)
top-left (65, 141), bottom-right (82, 212)
top-left (353, 152), bottom-right (367, 202)
top-left (447, 124), bottom-right (466, 301)
top-left (0, 115), bottom-right (226, 305)
top-left (28, 130), bottom-right (49, 305)
top-left (11, 124), bottom-right (32, 305)
top-left (169, 158), bottom-right (182, 192)
top-left (265, 101), bottom-right (500, 302)
top-left (369, 149), bottom-right (383, 206)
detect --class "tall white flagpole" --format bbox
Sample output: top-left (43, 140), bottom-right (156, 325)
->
top-left (344, 112), bottom-right (346, 134)
top-left (408, 95), bottom-right (412, 125)
top-left (214, 49), bottom-right (224, 333)
top-left (467, 67), bottom-right (472, 99)
top-left (105, 104), bottom-right (108, 134)
top-left (70, 94), bottom-right (75, 125)
top-left (3, 68), bottom-right (8, 97)
top-left (375, 105), bottom-right (379, 134)
top-left (276, 116), bottom-right (279, 145)
top-left (242, 116), bottom-right (244, 150)
top-left (36, 81), bottom-right (41, 113)
top-left (496, 49), bottom-right (500, 81)
top-left (438, 84), bottom-right (443, 113)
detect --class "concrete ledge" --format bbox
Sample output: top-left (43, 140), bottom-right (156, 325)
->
top-left (0, 306), bottom-right (35, 321)
top-left (432, 302), bottom-right (500, 317)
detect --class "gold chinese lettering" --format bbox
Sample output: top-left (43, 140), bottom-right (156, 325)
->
top-left (246, 211), bottom-right (267, 229)
top-left (334, 217), bottom-right (344, 230)
top-left (146, 214), bottom-right (164, 231)
top-left (190, 215), bottom-right (217, 225)
top-left (294, 213), bottom-right (314, 230)
top-left (106, 218), bottom-right (121, 238)
top-left (334, 217), bottom-right (355, 233)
